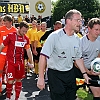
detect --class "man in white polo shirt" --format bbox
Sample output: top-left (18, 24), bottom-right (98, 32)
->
top-left (37, 9), bottom-right (89, 100)
top-left (74, 18), bottom-right (100, 100)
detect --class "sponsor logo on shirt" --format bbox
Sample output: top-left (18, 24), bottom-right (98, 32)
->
top-left (15, 41), bottom-right (26, 47)
top-left (61, 51), bottom-right (65, 54)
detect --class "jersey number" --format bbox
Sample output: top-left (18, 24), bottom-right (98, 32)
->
top-left (7, 73), bottom-right (13, 78)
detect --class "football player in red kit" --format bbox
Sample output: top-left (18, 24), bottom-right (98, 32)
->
top-left (0, 15), bottom-right (17, 96)
top-left (0, 21), bottom-right (34, 100)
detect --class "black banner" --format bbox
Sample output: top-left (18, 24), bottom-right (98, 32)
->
top-left (0, 2), bottom-right (29, 13)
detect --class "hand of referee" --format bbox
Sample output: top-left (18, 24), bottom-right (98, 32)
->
top-left (83, 73), bottom-right (91, 84)
top-left (37, 77), bottom-right (45, 90)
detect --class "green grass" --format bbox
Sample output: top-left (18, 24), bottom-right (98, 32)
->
top-left (77, 88), bottom-right (93, 100)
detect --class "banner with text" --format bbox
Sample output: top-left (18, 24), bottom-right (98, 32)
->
top-left (0, 2), bottom-right (30, 14)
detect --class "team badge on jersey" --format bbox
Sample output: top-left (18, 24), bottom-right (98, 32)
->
top-left (15, 41), bottom-right (26, 47)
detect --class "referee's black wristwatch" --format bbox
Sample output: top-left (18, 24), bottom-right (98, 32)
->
top-left (82, 72), bottom-right (87, 75)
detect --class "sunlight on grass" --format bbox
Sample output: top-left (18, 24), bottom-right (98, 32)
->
top-left (77, 88), bottom-right (93, 100)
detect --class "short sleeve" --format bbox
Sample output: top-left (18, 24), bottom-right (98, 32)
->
top-left (41, 33), bottom-right (56, 57)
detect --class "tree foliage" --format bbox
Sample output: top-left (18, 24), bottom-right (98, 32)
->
top-left (52, 0), bottom-right (100, 24)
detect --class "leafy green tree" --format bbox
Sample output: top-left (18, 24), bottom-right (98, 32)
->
top-left (52, 0), bottom-right (100, 24)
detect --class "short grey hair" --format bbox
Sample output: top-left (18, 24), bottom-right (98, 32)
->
top-left (65, 9), bottom-right (82, 21)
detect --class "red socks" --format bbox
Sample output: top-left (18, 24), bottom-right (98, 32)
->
top-left (6, 83), bottom-right (13, 99)
top-left (15, 81), bottom-right (22, 99)
top-left (6, 81), bottom-right (22, 99)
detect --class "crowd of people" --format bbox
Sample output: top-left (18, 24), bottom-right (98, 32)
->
top-left (0, 13), bottom-right (62, 100)
top-left (0, 9), bottom-right (100, 100)
top-left (11, 14), bottom-right (48, 25)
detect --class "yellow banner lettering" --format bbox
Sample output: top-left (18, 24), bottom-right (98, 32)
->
top-left (2, 6), bottom-right (5, 12)
top-left (0, 6), bottom-right (3, 12)
top-left (19, 4), bottom-right (24, 13)
top-left (0, 6), bottom-right (5, 12)
top-left (8, 4), bottom-right (13, 12)
top-left (14, 4), bottom-right (19, 13)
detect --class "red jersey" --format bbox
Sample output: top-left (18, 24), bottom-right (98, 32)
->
top-left (0, 25), bottom-right (17, 54)
top-left (3, 32), bottom-right (30, 63)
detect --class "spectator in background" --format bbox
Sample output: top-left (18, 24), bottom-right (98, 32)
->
top-left (30, 14), bottom-right (37, 23)
top-left (32, 22), bottom-right (47, 78)
top-left (81, 16), bottom-right (85, 26)
top-left (40, 21), bottom-right (62, 42)
top-left (18, 14), bottom-right (23, 23)
top-left (37, 15), bottom-right (42, 23)
top-left (26, 20), bottom-right (37, 75)
top-left (25, 15), bottom-right (30, 23)
top-left (26, 20), bottom-right (37, 44)
top-left (36, 21), bottom-right (41, 31)
top-left (61, 16), bottom-right (65, 27)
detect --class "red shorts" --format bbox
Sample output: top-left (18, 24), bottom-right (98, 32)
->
top-left (5, 61), bottom-right (25, 81)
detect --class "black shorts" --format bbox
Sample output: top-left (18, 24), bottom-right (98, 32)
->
top-left (47, 68), bottom-right (76, 100)
top-left (33, 47), bottom-right (42, 61)
top-left (74, 65), bottom-right (99, 83)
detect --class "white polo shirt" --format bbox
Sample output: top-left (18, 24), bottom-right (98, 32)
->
top-left (80, 35), bottom-right (100, 69)
top-left (41, 29), bottom-right (82, 71)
